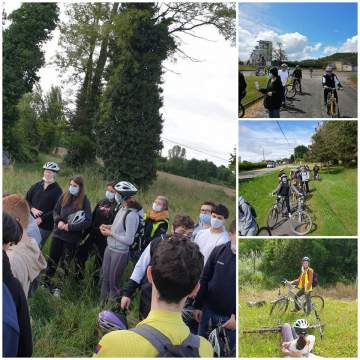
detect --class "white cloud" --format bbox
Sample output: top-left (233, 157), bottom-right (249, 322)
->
top-left (339, 35), bottom-right (358, 52)
top-left (323, 46), bottom-right (338, 56)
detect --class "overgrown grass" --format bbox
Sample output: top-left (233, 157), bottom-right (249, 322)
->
top-left (242, 75), bottom-right (268, 106)
top-left (4, 155), bottom-right (234, 357)
top-left (239, 287), bottom-right (358, 357)
top-left (239, 166), bottom-right (357, 235)
top-left (239, 65), bottom-right (256, 71)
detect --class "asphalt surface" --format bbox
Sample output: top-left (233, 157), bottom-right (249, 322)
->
top-left (239, 166), bottom-right (282, 181)
top-left (245, 71), bottom-right (357, 118)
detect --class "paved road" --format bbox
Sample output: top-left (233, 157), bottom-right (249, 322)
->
top-left (245, 71), bottom-right (357, 118)
top-left (239, 166), bottom-right (282, 181)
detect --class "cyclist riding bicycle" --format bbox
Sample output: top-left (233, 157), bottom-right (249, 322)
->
top-left (290, 257), bottom-right (314, 315)
top-left (292, 65), bottom-right (302, 93)
top-left (272, 174), bottom-right (301, 217)
top-left (322, 65), bottom-right (343, 107)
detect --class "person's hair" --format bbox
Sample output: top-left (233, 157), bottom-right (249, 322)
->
top-left (212, 204), bottom-right (229, 219)
top-left (3, 212), bottom-right (23, 245)
top-left (3, 193), bottom-right (11, 198)
top-left (202, 201), bottom-right (216, 209)
top-left (229, 219), bottom-right (236, 235)
top-left (125, 198), bottom-right (142, 211)
top-left (3, 194), bottom-right (30, 229)
top-left (172, 214), bottom-right (194, 230)
top-left (296, 334), bottom-right (307, 350)
top-left (62, 175), bottom-right (86, 210)
top-left (107, 181), bottom-right (117, 189)
top-left (156, 195), bottom-right (168, 211)
top-left (151, 234), bottom-right (203, 303)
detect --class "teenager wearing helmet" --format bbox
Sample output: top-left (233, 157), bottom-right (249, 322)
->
top-left (259, 67), bottom-right (283, 118)
top-left (290, 257), bottom-right (314, 314)
top-left (76, 182), bottom-right (118, 279)
top-left (3, 212), bottom-right (33, 357)
top-left (272, 174), bottom-right (301, 216)
top-left (322, 65), bottom-right (343, 107)
top-left (99, 181), bottom-right (144, 303)
top-left (25, 162), bottom-right (62, 248)
top-left (3, 195), bottom-right (47, 297)
top-left (193, 220), bottom-right (236, 357)
top-left (94, 235), bottom-right (213, 357)
top-left (44, 175), bottom-right (92, 294)
top-left (281, 318), bottom-right (315, 357)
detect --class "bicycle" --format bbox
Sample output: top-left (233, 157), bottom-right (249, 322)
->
top-left (289, 195), bottom-right (312, 236)
top-left (256, 225), bottom-right (272, 236)
top-left (267, 195), bottom-right (288, 228)
top-left (324, 86), bottom-right (343, 118)
top-left (285, 77), bottom-right (300, 99)
top-left (270, 280), bottom-right (324, 317)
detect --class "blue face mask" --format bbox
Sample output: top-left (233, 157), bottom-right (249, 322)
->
top-left (115, 193), bottom-right (123, 204)
top-left (211, 217), bottom-right (224, 229)
top-left (69, 185), bottom-right (79, 196)
top-left (106, 191), bottom-right (115, 202)
top-left (199, 213), bottom-right (211, 224)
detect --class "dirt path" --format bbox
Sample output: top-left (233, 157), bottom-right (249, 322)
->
top-left (239, 166), bottom-right (282, 181)
top-left (157, 171), bottom-right (235, 197)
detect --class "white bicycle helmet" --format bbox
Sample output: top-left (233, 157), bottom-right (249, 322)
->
top-left (98, 310), bottom-right (128, 333)
top-left (294, 319), bottom-right (309, 334)
top-left (325, 65), bottom-right (333, 72)
top-left (114, 181), bottom-right (138, 198)
top-left (67, 210), bottom-right (86, 225)
top-left (43, 162), bottom-right (60, 172)
top-left (208, 326), bottom-right (231, 357)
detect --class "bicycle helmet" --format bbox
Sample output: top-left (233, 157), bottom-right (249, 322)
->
top-left (98, 310), bottom-right (128, 333)
top-left (67, 210), bottom-right (86, 225)
top-left (114, 181), bottom-right (138, 199)
top-left (294, 319), bottom-right (309, 334)
top-left (281, 63), bottom-right (288, 68)
top-left (208, 326), bottom-right (232, 357)
top-left (280, 174), bottom-right (287, 179)
top-left (43, 162), bottom-right (60, 173)
top-left (325, 65), bottom-right (333, 73)
top-left (302, 256), bottom-right (310, 262)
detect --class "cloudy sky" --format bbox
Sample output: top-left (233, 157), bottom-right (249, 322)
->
top-left (238, 2), bottom-right (358, 61)
top-left (239, 121), bottom-right (319, 162)
top-left (4, 2), bottom-right (236, 166)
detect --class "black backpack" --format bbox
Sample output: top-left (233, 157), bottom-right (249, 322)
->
top-left (131, 324), bottom-right (200, 357)
top-left (312, 271), bottom-right (318, 287)
top-left (239, 202), bottom-right (257, 219)
top-left (122, 209), bottom-right (145, 262)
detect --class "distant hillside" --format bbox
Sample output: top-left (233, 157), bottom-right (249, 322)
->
top-left (287, 52), bottom-right (357, 68)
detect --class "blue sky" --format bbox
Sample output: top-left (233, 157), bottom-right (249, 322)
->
top-left (239, 2), bottom-right (358, 61)
top-left (239, 121), bottom-right (319, 162)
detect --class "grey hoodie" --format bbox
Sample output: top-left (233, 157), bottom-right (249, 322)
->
top-left (238, 197), bottom-right (257, 234)
top-left (107, 206), bottom-right (144, 253)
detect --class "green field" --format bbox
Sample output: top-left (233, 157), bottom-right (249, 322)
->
top-left (239, 289), bottom-right (358, 357)
top-left (242, 75), bottom-right (268, 106)
top-left (4, 155), bottom-right (234, 357)
top-left (239, 65), bottom-right (256, 71)
top-left (239, 166), bottom-right (357, 235)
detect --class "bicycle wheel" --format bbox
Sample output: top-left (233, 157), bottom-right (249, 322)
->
top-left (290, 192), bottom-right (297, 209)
top-left (289, 210), bottom-right (312, 235)
top-left (294, 80), bottom-right (301, 93)
top-left (257, 226), bottom-right (272, 236)
top-left (331, 101), bottom-right (338, 118)
top-left (270, 298), bottom-right (289, 316)
top-left (311, 295), bottom-right (324, 312)
top-left (239, 103), bottom-right (245, 118)
top-left (286, 85), bottom-right (296, 99)
top-left (267, 207), bottom-right (278, 228)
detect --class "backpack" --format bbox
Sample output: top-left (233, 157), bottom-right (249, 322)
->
top-left (131, 324), bottom-right (200, 357)
top-left (239, 202), bottom-right (257, 219)
top-left (312, 271), bottom-right (318, 287)
top-left (122, 209), bottom-right (146, 263)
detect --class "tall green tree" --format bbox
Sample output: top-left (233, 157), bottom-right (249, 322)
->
top-left (3, 3), bottom-right (59, 159)
top-left (97, 4), bottom-right (176, 188)
top-left (294, 145), bottom-right (309, 161)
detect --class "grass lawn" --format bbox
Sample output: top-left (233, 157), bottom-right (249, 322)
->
top-left (242, 75), bottom-right (268, 106)
top-left (239, 166), bottom-right (357, 235)
top-left (239, 288), bottom-right (358, 357)
top-left (3, 155), bottom-right (234, 357)
top-left (239, 65), bottom-right (256, 71)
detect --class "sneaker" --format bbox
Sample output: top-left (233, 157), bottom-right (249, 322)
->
top-left (52, 288), bottom-right (61, 298)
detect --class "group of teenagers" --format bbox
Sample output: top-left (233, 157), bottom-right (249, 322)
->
top-left (3, 161), bottom-right (236, 358)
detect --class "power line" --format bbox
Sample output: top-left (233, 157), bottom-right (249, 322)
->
top-left (161, 137), bottom-right (229, 162)
top-left (276, 121), bottom-right (291, 148)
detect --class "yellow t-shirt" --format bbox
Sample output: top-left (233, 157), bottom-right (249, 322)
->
top-left (93, 309), bottom-right (213, 358)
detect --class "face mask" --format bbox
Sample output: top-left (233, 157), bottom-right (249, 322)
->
top-left (106, 191), bottom-right (115, 202)
top-left (211, 217), bottom-right (224, 229)
top-left (199, 213), bottom-right (211, 224)
top-left (282, 178), bottom-right (287, 183)
top-left (152, 202), bottom-right (162, 212)
top-left (69, 185), bottom-right (79, 196)
top-left (115, 193), bottom-right (123, 204)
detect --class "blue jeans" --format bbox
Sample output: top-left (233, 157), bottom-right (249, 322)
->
top-left (269, 108), bottom-right (280, 118)
top-left (198, 305), bottom-right (236, 356)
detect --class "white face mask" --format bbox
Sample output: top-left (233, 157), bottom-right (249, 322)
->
top-left (211, 217), bottom-right (224, 229)
top-left (152, 202), bottom-right (162, 212)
